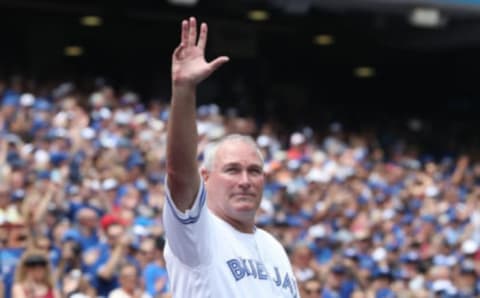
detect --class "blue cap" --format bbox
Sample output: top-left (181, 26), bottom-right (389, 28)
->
top-left (357, 196), bottom-right (369, 205)
top-left (148, 173), bottom-right (164, 185)
top-left (2, 94), bottom-right (19, 106)
top-left (401, 214), bottom-right (414, 225)
top-left (37, 170), bottom-right (51, 180)
top-left (460, 260), bottom-right (476, 274)
top-left (386, 243), bottom-right (399, 252)
top-left (62, 229), bottom-right (81, 243)
top-left (49, 128), bottom-right (70, 141)
top-left (7, 151), bottom-right (21, 163)
top-left (373, 267), bottom-right (392, 279)
top-left (286, 215), bottom-right (303, 228)
top-left (331, 264), bottom-right (347, 274)
top-left (33, 98), bottom-right (52, 111)
top-left (116, 138), bottom-right (132, 148)
top-left (126, 154), bottom-right (145, 170)
top-left (9, 157), bottom-right (25, 169)
top-left (197, 105), bottom-right (210, 117)
top-left (343, 248), bottom-right (358, 259)
top-left (375, 194), bottom-right (387, 204)
top-left (10, 189), bottom-right (25, 201)
top-left (134, 216), bottom-right (154, 227)
top-left (50, 151), bottom-right (69, 166)
top-left (160, 110), bottom-right (169, 121)
top-left (31, 119), bottom-right (49, 133)
top-left (376, 288), bottom-right (396, 298)
top-left (401, 251), bottom-right (419, 263)
top-left (408, 199), bottom-right (422, 211)
top-left (421, 214), bottom-right (436, 224)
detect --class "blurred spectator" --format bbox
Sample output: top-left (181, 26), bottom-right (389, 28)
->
top-left (2, 76), bottom-right (480, 298)
top-left (12, 250), bottom-right (60, 298)
top-left (300, 277), bottom-right (322, 298)
top-left (140, 236), bottom-right (169, 297)
top-left (108, 263), bottom-right (151, 298)
top-left (82, 217), bottom-right (129, 297)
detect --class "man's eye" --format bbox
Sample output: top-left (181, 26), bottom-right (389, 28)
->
top-left (249, 168), bottom-right (262, 175)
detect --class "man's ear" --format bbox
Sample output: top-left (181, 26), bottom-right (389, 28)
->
top-left (200, 167), bottom-right (209, 181)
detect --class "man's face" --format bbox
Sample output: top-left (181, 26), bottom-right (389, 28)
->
top-left (302, 280), bottom-right (321, 298)
top-left (119, 265), bottom-right (138, 292)
top-left (106, 224), bottom-right (125, 246)
top-left (203, 140), bottom-right (264, 223)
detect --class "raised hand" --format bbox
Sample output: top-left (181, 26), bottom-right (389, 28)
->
top-left (172, 17), bottom-right (229, 88)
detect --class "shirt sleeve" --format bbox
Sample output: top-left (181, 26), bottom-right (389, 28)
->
top-left (162, 177), bottom-right (212, 267)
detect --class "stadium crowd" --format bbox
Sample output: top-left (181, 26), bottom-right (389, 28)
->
top-left (1, 77), bottom-right (480, 298)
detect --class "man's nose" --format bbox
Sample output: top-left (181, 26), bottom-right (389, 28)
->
top-left (238, 171), bottom-right (251, 188)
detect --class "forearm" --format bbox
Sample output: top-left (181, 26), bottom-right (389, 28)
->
top-left (166, 85), bottom-right (201, 211)
top-left (167, 85), bottom-right (199, 177)
top-left (33, 191), bottom-right (54, 223)
top-left (97, 245), bottom-right (124, 280)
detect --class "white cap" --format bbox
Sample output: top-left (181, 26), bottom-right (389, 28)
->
top-left (99, 135), bottom-right (116, 148)
top-left (306, 169), bottom-right (331, 183)
top-left (133, 113), bottom-right (149, 125)
top-left (133, 225), bottom-right (149, 236)
top-left (287, 159), bottom-right (301, 171)
top-left (257, 135), bottom-right (271, 147)
top-left (372, 247), bottom-right (387, 262)
top-left (102, 178), bottom-right (118, 191)
top-left (308, 224), bottom-right (327, 239)
top-left (382, 209), bottom-right (396, 220)
top-left (20, 93), bottom-right (35, 106)
top-left (122, 92), bottom-right (139, 104)
top-left (149, 119), bottom-right (165, 131)
top-left (207, 126), bottom-right (225, 140)
top-left (34, 149), bottom-right (50, 166)
top-left (259, 199), bottom-right (274, 216)
top-left (70, 294), bottom-right (89, 298)
top-left (273, 151), bottom-right (287, 162)
top-left (99, 107), bottom-right (112, 119)
top-left (114, 110), bottom-right (133, 125)
top-left (89, 92), bottom-right (105, 107)
top-left (432, 279), bottom-right (457, 294)
top-left (290, 132), bottom-right (305, 146)
top-left (461, 239), bottom-right (478, 255)
top-left (81, 127), bottom-right (96, 140)
top-left (312, 150), bottom-right (327, 164)
top-left (21, 144), bottom-right (34, 156)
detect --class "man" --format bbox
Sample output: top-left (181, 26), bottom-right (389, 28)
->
top-left (108, 263), bottom-right (151, 298)
top-left (163, 17), bottom-right (299, 297)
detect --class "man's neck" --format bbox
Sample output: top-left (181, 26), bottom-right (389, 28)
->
top-left (211, 209), bottom-right (255, 234)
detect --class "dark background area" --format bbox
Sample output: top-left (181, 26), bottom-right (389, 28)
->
top-left (1, 0), bottom-right (480, 156)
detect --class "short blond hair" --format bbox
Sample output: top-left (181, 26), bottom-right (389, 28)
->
top-left (202, 134), bottom-right (264, 171)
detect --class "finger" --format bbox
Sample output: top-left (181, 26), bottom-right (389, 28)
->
top-left (208, 56), bottom-right (230, 73)
top-left (173, 43), bottom-right (184, 60)
top-left (181, 19), bottom-right (189, 46)
top-left (197, 22), bottom-right (208, 50)
top-left (187, 16), bottom-right (197, 47)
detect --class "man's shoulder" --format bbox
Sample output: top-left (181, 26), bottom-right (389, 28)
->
top-left (255, 227), bottom-right (284, 249)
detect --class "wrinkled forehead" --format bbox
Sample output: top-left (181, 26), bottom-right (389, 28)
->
top-left (214, 140), bottom-right (263, 168)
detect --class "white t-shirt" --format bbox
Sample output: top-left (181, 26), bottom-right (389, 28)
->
top-left (163, 180), bottom-right (299, 298)
top-left (108, 288), bottom-right (151, 298)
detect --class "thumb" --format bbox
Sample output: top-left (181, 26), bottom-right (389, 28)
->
top-left (208, 56), bottom-right (229, 73)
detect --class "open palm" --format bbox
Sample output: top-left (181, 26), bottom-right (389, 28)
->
top-left (172, 17), bottom-right (229, 87)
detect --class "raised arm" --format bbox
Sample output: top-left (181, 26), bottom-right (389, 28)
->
top-left (166, 17), bottom-right (228, 211)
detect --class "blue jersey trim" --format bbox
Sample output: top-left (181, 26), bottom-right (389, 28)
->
top-left (166, 184), bottom-right (206, 224)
